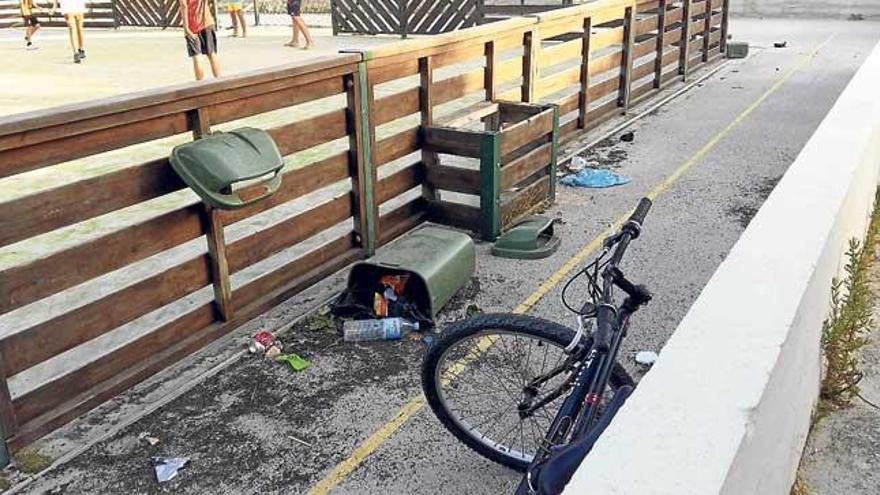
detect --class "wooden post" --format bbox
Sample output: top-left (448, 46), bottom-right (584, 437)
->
top-left (349, 62), bottom-right (377, 255)
top-left (578, 16), bottom-right (592, 128)
top-left (702, 0), bottom-right (713, 62)
top-left (618, 6), bottom-right (635, 113)
top-left (679, 0), bottom-right (693, 80)
top-left (400, 0), bottom-right (408, 38)
top-left (653, 0), bottom-right (668, 88)
top-left (419, 56), bottom-right (440, 202)
top-left (522, 29), bottom-right (538, 103)
top-left (485, 40), bottom-right (497, 101)
top-left (346, 70), bottom-right (376, 256)
top-left (188, 108), bottom-right (233, 321)
top-left (720, 0), bottom-right (730, 54)
top-left (479, 133), bottom-right (501, 241)
top-left (0, 351), bottom-right (17, 466)
top-left (549, 105), bottom-right (559, 202)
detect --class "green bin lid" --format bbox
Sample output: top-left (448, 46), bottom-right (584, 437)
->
top-left (491, 215), bottom-right (560, 259)
top-left (170, 127), bottom-right (284, 210)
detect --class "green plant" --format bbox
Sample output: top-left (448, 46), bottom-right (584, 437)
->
top-left (818, 190), bottom-right (880, 416)
top-left (15, 449), bottom-right (52, 474)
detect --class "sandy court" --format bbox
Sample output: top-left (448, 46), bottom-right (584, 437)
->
top-left (0, 25), bottom-right (393, 117)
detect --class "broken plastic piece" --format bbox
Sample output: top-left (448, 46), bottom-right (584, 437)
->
top-left (154, 457), bottom-right (189, 483)
top-left (561, 168), bottom-right (631, 188)
top-left (635, 351), bottom-right (658, 365)
top-left (275, 353), bottom-right (311, 371)
top-left (620, 130), bottom-right (635, 142)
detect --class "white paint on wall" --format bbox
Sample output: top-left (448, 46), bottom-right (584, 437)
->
top-left (566, 41), bottom-right (880, 495)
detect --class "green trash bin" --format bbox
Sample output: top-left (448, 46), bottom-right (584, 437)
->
top-left (343, 225), bottom-right (476, 321)
top-left (170, 127), bottom-right (284, 210)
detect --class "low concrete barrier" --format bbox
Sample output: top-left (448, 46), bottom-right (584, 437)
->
top-left (567, 42), bottom-right (880, 494)
top-left (730, 0), bottom-right (880, 19)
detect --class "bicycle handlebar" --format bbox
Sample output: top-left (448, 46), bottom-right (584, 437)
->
top-left (628, 197), bottom-right (652, 227)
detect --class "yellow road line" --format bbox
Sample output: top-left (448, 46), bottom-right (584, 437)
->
top-left (307, 37), bottom-right (831, 495)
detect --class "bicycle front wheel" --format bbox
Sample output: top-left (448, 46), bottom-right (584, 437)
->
top-left (421, 313), bottom-right (633, 472)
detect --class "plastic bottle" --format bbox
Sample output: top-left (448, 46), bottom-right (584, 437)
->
top-left (343, 318), bottom-right (420, 342)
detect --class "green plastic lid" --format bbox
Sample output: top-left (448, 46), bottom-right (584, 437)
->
top-left (491, 216), bottom-right (560, 259)
top-left (170, 127), bottom-right (284, 210)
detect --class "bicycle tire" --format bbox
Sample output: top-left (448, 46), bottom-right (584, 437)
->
top-left (422, 313), bottom-right (633, 472)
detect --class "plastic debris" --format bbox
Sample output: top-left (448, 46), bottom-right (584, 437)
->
top-left (620, 130), bottom-right (635, 142)
top-left (569, 156), bottom-right (589, 172)
top-left (422, 334), bottom-right (435, 346)
top-left (264, 345), bottom-right (282, 360)
top-left (138, 432), bottom-right (160, 446)
top-left (249, 330), bottom-right (281, 354)
top-left (343, 318), bottom-right (420, 342)
top-left (154, 457), bottom-right (189, 483)
top-left (561, 168), bottom-right (631, 188)
top-left (635, 351), bottom-right (659, 366)
top-left (275, 353), bottom-right (311, 371)
top-left (773, 41), bottom-right (787, 48)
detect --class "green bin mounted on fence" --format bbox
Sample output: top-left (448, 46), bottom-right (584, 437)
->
top-left (346, 225), bottom-right (476, 320)
top-left (170, 127), bottom-right (284, 210)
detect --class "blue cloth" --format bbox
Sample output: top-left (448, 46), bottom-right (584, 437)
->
top-left (561, 168), bottom-right (631, 188)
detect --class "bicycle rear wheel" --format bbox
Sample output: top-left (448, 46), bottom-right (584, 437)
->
top-left (421, 313), bottom-right (633, 472)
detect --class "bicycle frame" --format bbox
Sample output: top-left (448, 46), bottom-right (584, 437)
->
top-left (517, 198), bottom-right (654, 495)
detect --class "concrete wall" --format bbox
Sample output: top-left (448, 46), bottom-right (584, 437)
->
top-left (566, 41), bottom-right (880, 495)
top-left (730, 0), bottom-right (880, 18)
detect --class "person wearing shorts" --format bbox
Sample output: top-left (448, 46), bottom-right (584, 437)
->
top-left (59, 0), bottom-right (86, 63)
top-left (285, 0), bottom-right (313, 49)
top-left (20, 0), bottom-right (42, 49)
top-left (227, 0), bottom-right (246, 37)
top-left (178, 0), bottom-right (221, 80)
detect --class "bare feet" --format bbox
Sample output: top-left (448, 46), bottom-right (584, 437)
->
top-left (285, 40), bottom-right (299, 47)
top-left (302, 43), bottom-right (313, 50)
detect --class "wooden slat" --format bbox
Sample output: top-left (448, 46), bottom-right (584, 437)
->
top-left (373, 88), bottom-right (420, 127)
top-left (426, 200), bottom-right (480, 231)
top-left (665, 26), bottom-right (682, 44)
top-left (375, 127), bottom-right (420, 166)
top-left (424, 126), bottom-right (482, 158)
top-left (370, 60), bottom-right (419, 86)
top-left (206, 76), bottom-right (345, 126)
top-left (501, 175), bottom-right (551, 229)
top-left (220, 152), bottom-right (351, 226)
top-left (591, 26), bottom-right (625, 51)
top-left (502, 142), bottom-right (552, 190)
top-left (434, 67), bottom-right (486, 106)
top-left (635, 15), bottom-right (658, 35)
top-left (589, 50), bottom-right (623, 75)
top-left (558, 92), bottom-right (580, 116)
top-left (226, 194), bottom-right (353, 273)
top-left (267, 109), bottom-right (349, 157)
top-left (630, 80), bottom-right (655, 101)
top-left (376, 163), bottom-right (424, 205)
top-left (425, 164), bottom-right (480, 194)
top-left (0, 113), bottom-right (189, 180)
top-left (378, 198), bottom-right (427, 246)
top-left (0, 204), bottom-right (203, 316)
top-left (632, 58), bottom-right (656, 81)
top-left (232, 234), bottom-right (360, 309)
top-left (500, 109), bottom-right (554, 157)
top-left (0, 256), bottom-right (211, 377)
top-left (537, 66), bottom-right (581, 99)
top-left (540, 38), bottom-right (583, 69)
top-left (0, 158), bottom-right (184, 249)
top-left (665, 6), bottom-right (683, 24)
top-left (585, 99), bottom-right (620, 127)
top-left (633, 37), bottom-right (657, 58)
top-left (496, 56), bottom-right (524, 84)
top-left (588, 76), bottom-right (621, 101)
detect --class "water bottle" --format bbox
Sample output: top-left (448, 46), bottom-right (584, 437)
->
top-left (343, 318), bottom-right (420, 342)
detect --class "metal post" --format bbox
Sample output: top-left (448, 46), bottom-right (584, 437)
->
top-left (348, 62), bottom-right (377, 255)
top-left (653, 0), bottom-right (667, 88)
top-left (679, 0), bottom-right (693, 80)
top-left (479, 133), bottom-right (501, 241)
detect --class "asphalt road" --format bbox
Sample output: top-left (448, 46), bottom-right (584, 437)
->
top-left (18, 18), bottom-right (880, 495)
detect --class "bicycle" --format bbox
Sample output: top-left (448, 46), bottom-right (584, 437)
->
top-left (421, 198), bottom-right (654, 494)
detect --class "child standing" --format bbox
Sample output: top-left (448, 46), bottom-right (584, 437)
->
top-left (178, 0), bottom-right (221, 80)
top-left (59, 0), bottom-right (86, 63)
top-left (227, 0), bottom-right (246, 37)
top-left (20, 0), bottom-right (43, 49)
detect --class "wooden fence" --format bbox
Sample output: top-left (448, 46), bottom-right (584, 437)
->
top-left (331, 0), bottom-right (485, 37)
top-left (0, 0), bottom-right (728, 452)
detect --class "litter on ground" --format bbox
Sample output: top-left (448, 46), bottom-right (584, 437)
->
top-left (153, 457), bottom-right (189, 483)
top-left (561, 168), bottom-right (631, 188)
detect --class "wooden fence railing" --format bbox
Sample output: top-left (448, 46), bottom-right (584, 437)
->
top-left (0, 0), bottom-right (728, 452)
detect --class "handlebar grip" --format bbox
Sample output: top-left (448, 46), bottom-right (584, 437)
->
top-left (629, 197), bottom-right (653, 225)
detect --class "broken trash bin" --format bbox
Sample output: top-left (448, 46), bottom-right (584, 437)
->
top-left (170, 127), bottom-right (284, 210)
top-left (332, 226), bottom-right (475, 326)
